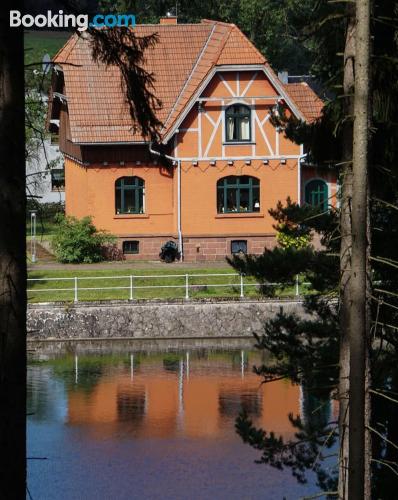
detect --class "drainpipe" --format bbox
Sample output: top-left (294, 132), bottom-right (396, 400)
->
top-left (298, 145), bottom-right (307, 206)
top-left (149, 143), bottom-right (183, 261)
top-left (176, 159), bottom-right (182, 260)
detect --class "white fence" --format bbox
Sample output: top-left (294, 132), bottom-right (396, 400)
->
top-left (27, 273), bottom-right (308, 303)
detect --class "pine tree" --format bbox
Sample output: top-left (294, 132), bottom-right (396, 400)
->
top-left (229, 0), bottom-right (398, 496)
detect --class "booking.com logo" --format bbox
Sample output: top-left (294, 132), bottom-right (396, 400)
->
top-left (10, 10), bottom-right (136, 32)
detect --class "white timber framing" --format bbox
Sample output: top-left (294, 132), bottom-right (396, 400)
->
top-left (163, 64), bottom-right (306, 145)
top-left (172, 65), bottom-right (305, 162)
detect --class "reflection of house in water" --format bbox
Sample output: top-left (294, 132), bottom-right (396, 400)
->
top-left (116, 384), bottom-right (146, 424)
top-left (299, 385), bottom-right (336, 429)
top-left (218, 389), bottom-right (262, 418)
top-left (67, 354), bottom-right (301, 441)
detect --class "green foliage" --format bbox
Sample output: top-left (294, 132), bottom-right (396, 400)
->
top-left (27, 200), bottom-right (64, 218)
top-left (269, 198), bottom-right (338, 249)
top-left (24, 32), bottom-right (68, 173)
top-left (270, 198), bottom-right (313, 249)
top-left (51, 215), bottom-right (115, 263)
top-left (276, 228), bottom-right (311, 250)
top-left (228, 195), bottom-right (340, 487)
top-left (237, 408), bottom-right (338, 491)
top-left (101, 0), bottom-right (317, 74)
top-left (163, 354), bottom-right (181, 372)
top-left (26, 200), bottom-right (65, 237)
top-left (228, 198), bottom-right (339, 296)
top-left (24, 31), bottom-right (69, 92)
top-left (25, 89), bottom-right (50, 168)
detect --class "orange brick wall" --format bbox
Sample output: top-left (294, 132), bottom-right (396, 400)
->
top-left (180, 159), bottom-right (298, 236)
top-left (65, 158), bottom-right (176, 236)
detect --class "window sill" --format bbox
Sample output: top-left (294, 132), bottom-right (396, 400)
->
top-left (215, 212), bottom-right (264, 219)
top-left (223, 141), bottom-right (255, 145)
top-left (114, 214), bottom-right (149, 219)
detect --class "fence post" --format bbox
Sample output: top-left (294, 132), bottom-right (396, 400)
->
top-left (185, 274), bottom-right (189, 299)
top-left (74, 277), bottom-right (78, 303)
top-left (295, 274), bottom-right (300, 297)
top-left (240, 274), bottom-right (244, 298)
top-left (129, 275), bottom-right (133, 301)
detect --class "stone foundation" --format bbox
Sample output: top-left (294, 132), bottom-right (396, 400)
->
top-left (27, 298), bottom-right (308, 340)
top-left (118, 236), bottom-right (178, 261)
top-left (118, 234), bottom-right (276, 262)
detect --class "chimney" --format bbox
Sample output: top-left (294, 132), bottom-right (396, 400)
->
top-left (278, 71), bottom-right (289, 84)
top-left (160, 15), bottom-right (177, 25)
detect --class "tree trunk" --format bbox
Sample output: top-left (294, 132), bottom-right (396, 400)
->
top-left (338, 6), bottom-right (355, 498)
top-left (349, 0), bottom-right (371, 498)
top-left (0, 2), bottom-right (26, 499)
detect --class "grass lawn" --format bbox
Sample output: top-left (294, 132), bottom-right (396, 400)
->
top-left (27, 267), bottom-right (310, 303)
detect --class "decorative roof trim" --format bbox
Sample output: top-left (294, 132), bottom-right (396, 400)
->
top-left (162, 65), bottom-right (306, 144)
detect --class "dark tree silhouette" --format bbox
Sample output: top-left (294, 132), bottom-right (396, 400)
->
top-left (2, 2), bottom-right (164, 497)
top-left (0, 2), bottom-right (26, 499)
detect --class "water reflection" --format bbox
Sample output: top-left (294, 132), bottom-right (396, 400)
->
top-left (28, 342), bottom-right (327, 499)
top-left (58, 351), bottom-right (304, 440)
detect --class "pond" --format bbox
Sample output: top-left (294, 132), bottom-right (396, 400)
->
top-left (28, 339), bottom-right (332, 499)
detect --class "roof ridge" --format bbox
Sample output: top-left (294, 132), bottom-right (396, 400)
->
top-left (213, 26), bottom-right (234, 64)
top-left (161, 23), bottom-right (217, 131)
top-left (53, 33), bottom-right (79, 64)
top-left (232, 25), bottom-right (266, 63)
top-left (137, 22), bottom-right (209, 26)
top-left (201, 19), bottom-right (235, 28)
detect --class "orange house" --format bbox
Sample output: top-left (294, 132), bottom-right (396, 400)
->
top-left (48, 18), bottom-right (335, 261)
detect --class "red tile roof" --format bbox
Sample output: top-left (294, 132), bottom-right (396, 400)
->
top-left (284, 82), bottom-right (324, 123)
top-left (51, 20), bottom-right (323, 144)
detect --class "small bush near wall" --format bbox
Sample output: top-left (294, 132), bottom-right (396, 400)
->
top-left (52, 215), bottom-right (116, 263)
top-left (101, 244), bottom-right (125, 261)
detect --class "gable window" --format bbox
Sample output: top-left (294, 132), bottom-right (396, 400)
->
top-left (217, 176), bottom-right (260, 213)
top-left (115, 177), bottom-right (144, 214)
top-left (305, 179), bottom-right (328, 211)
top-left (225, 104), bottom-right (251, 142)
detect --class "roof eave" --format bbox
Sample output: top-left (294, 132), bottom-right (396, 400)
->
top-left (75, 141), bottom-right (149, 146)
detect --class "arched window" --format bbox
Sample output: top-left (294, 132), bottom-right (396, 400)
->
top-left (305, 179), bottom-right (328, 211)
top-left (225, 104), bottom-right (251, 142)
top-left (115, 177), bottom-right (144, 214)
top-left (217, 176), bottom-right (260, 213)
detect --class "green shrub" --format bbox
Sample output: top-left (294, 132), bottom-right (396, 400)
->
top-left (51, 215), bottom-right (115, 263)
top-left (276, 224), bottom-right (311, 250)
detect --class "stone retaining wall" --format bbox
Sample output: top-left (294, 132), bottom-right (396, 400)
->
top-left (27, 299), bottom-right (309, 340)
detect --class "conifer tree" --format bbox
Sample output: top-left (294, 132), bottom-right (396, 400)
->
top-left (229, 0), bottom-right (398, 496)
